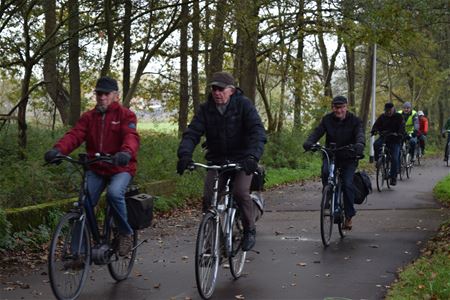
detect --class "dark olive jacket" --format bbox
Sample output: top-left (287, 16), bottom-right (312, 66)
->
top-left (177, 89), bottom-right (266, 163)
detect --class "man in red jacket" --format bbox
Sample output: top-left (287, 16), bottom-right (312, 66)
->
top-left (44, 76), bottom-right (140, 256)
top-left (417, 111), bottom-right (428, 154)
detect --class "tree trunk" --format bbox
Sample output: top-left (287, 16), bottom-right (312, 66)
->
top-left (18, 67), bottom-right (32, 157)
top-left (203, 0), bottom-right (211, 84)
top-left (293, 1), bottom-right (305, 133)
top-left (68, 0), bottom-right (81, 125)
top-left (345, 44), bottom-right (355, 108)
top-left (122, 0), bottom-right (132, 104)
top-left (191, 0), bottom-right (200, 113)
top-left (43, 0), bottom-right (70, 125)
top-left (359, 44), bottom-right (374, 132)
top-left (234, 0), bottom-right (259, 102)
top-left (207, 0), bottom-right (228, 81)
top-left (100, 0), bottom-right (115, 77)
top-left (178, 0), bottom-right (189, 136)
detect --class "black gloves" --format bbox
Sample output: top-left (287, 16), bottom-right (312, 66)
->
top-left (44, 148), bottom-right (61, 163)
top-left (411, 131), bottom-right (417, 138)
top-left (243, 156), bottom-right (258, 175)
top-left (177, 156), bottom-right (193, 175)
top-left (303, 142), bottom-right (313, 151)
top-left (353, 143), bottom-right (364, 156)
top-left (113, 152), bottom-right (131, 166)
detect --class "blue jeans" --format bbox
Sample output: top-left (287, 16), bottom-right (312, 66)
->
top-left (86, 171), bottom-right (133, 235)
top-left (408, 137), bottom-right (417, 158)
top-left (374, 138), bottom-right (400, 179)
top-left (321, 160), bottom-right (357, 219)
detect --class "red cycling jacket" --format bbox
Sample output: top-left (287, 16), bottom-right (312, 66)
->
top-left (54, 101), bottom-right (140, 176)
top-left (418, 116), bottom-right (428, 136)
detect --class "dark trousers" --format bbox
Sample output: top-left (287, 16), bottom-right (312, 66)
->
top-left (321, 160), bottom-right (357, 219)
top-left (204, 170), bottom-right (254, 231)
top-left (374, 138), bottom-right (401, 179)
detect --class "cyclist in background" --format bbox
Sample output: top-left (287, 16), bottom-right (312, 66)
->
top-left (176, 71), bottom-right (267, 251)
top-left (443, 117), bottom-right (450, 162)
top-left (303, 96), bottom-right (365, 230)
top-left (44, 76), bottom-right (140, 256)
top-left (417, 111), bottom-right (428, 155)
top-left (371, 102), bottom-right (405, 186)
top-left (398, 102), bottom-right (419, 162)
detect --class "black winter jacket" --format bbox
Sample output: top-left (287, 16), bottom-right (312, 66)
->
top-left (177, 89), bottom-right (266, 163)
top-left (304, 111), bottom-right (365, 162)
top-left (371, 112), bottom-right (405, 144)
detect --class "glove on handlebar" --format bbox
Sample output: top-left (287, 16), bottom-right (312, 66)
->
top-left (44, 148), bottom-right (61, 163)
top-left (243, 156), bottom-right (258, 175)
top-left (113, 151), bottom-right (131, 166)
top-left (177, 156), bottom-right (193, 175)
top-left (353, 143), bottom-right (364, 156)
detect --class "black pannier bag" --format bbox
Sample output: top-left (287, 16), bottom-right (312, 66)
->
top-left (125, 186), bottom-right (154, 230)
top-left (353, 171), bottom-right (372, 204)
top-left (250, 165), bottom-right (266, 191)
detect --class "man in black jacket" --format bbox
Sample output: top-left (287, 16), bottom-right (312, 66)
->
top-left (371, 102), bottom-right (405, 186)
top-left (177, 71), bottom-right (267, 251)
top-left (303, 96), bottom-right (365, 230)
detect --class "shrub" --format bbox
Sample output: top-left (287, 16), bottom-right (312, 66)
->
top-left (0, 208), bottom-right (12, 249)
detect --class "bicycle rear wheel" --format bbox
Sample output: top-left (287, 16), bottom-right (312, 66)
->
top-left (228, 209), bottom-right (246, 279)
top-left (406, 153), bottom-right (412, 178)
top-left (107, 215), bottom-right (138, 281)
top-left (320, 185), bottom-right (334, 247)
top-left (48, 212), bottom-right (91, 300)
top-left (376, 158), bottom-right (384, 192)
top-left (195, 212), bottom-right (219, 299)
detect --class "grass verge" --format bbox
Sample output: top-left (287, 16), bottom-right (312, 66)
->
top-left (386, 173), bottom-right (450, 300)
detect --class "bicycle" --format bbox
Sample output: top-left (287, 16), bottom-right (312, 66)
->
top-left (414, 141), bottom-right (422, 166)
top-left (373, 132), bottom-right (400, 192)
top-left (308, 143), bottom-right (360, 247)
top-left (47, 153), bottom-right (144, 300)
top-left (187, 162), bottom-right (250, 299)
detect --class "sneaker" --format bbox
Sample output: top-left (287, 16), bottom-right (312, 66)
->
top-left (242, 229), bottom-right (256, 251)
top-left (119, 234), bottom-right (133, 256)
top-left (343, 217), bottom-right (352, 230)
top-left (390, 177), bottom-right (397, 186)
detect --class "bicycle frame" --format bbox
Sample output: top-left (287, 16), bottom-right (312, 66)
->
top-left (320, 147), bottom-right (343, 219)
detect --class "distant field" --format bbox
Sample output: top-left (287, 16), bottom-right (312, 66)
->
top-left (138, 121), bottom-right (177, 133)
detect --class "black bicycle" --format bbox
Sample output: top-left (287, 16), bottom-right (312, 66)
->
top-left (308, 144), bottom-right (360, 247)
top-left (444, 130), bottom-right (450, 167)
top-left (47, 154), bottom-right (144, 300)
top-left (374, 132), bottom-right (400, 192)
top-left (187, 162), bottom-right (249, 299)
top-left (399, 137), bottom-right (413, 180)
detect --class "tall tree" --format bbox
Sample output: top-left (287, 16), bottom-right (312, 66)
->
top-left (178, 0), bottom-right (189, 136)
top-left (207, 0), bottom-right (228, 81)
top-left (122, 0), bottom-right (132, 102)
top-left (191, 0), bottom-right (200, 113)
top-left (68, 0), bottom-right (81, 125)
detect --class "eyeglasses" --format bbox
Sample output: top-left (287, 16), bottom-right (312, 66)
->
top-left (211, 85), bottom-right (226, 92)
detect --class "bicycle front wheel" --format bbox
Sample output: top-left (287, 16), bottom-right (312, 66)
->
top-left (107, 216), bottom-right (138, 281)
top-left (320, 185), bottom-right (334, 247)
top-left (195, 212), bottom-right (220, 299)
top-left (228, 209), bottom-right (247, 279)
top-left (406, 153), bottom-right (412, 178)
top-left (48, 212), bottom-right (91, 300)
top-left (376, 158), bottom-right (384, 192)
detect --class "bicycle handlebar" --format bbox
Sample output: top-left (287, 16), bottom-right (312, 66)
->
top-left (187, 161), bottom-right (243, 172)
top-left (307, 143), bottom-right (364, 160)
top-left (48, 153), bottom-right (114, 166)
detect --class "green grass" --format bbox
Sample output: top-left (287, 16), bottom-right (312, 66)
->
top-left (138, 121), bottom-right (177, 133)
top-left (433, 174), bottom-right (450, 205)
top-left (387, 174), bottom-right (450, 300)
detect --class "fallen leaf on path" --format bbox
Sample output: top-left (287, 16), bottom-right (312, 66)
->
top-left (235, 294), bottom-right (245, 299)
top-left (154, 283), bottom-right (161, 289)
top-left (297, 262), bottom-right (307, 267)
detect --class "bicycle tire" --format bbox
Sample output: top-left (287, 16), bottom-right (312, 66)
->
top-left (337, 187), bottom-right (346, 238)
top-left (107, 215), bottom-right (138, 281)
top-left (48, 212), bottom-right (91, 300)
top-left (228, 209), bottom-right (246, 279)
top-left (385, 157), bottom-right (391, 189)
top-left (376, 158), bottom-right (384, 192)
top-left (320, 185), bottom-right (334, 247)
top-left (195, 212), bottom-right (219, 299)
top-left (416, 147), bottom-right (421, 166)
top-left (406, 153), bottom-right (412, 178)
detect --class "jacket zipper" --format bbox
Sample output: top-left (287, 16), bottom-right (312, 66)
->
top-left (100, 113), bottom-right (105, 153)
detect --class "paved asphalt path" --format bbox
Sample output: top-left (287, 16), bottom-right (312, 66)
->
top-left (1, 159), bottom-right (449, 300)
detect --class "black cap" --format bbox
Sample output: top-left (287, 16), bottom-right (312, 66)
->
top-left (332, 96), bottom-right (347, 105)
top-left (208, 72), bottom-right (235, 88)
top-left (95, 76), bottom-right (119, 93)
top-left (384, 102), bottom-right (394, 111)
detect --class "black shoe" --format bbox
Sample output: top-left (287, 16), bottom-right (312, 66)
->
top-left (242, 229), bottom-right (256, 251)
top-left (390, 177), bottom-right (397, 186)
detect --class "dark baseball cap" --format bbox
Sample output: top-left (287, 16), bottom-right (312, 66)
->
top-left (384, 102), bottom-right (394, 111)
top-left (95, 76), bottom-right (119, 93)
top-left (332, 96), bottom-right (348, 105)
top-left (209, 71), bottom-right (235, 88)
